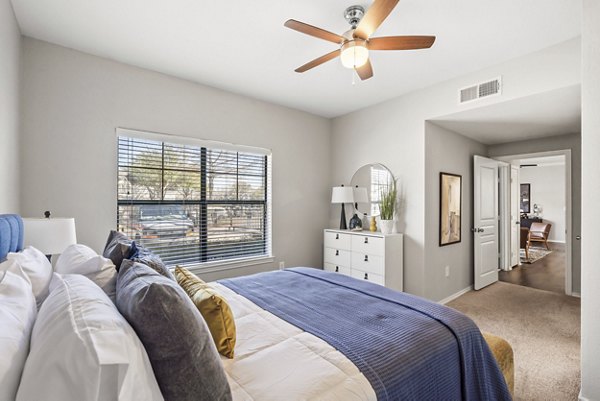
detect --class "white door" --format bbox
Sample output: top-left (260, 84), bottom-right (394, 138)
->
top-left (474, 156), bottom-right (500, 290)
top-left (510, 165), bottom-right (520, 267)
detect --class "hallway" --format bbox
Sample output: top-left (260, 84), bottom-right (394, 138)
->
top-left (499, 243), bottom-right (566, 294)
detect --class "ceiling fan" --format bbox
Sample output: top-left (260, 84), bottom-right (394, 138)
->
top-left (284, 0), bottom-right (436, 81)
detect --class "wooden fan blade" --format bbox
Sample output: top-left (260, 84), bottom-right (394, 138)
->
top-left (355, 59), bottom-right (374, 80)
top-left (368, 36), bottom-right (436, 50)
top-left (353, 0), bottom-right (399, 40)
top-left (284, 19), bottom-right (345, 44)
top-left (295, 50), bottom-right (340, 73)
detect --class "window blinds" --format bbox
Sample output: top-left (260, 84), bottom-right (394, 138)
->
top-left (117, 131), bottom-right (271, 267)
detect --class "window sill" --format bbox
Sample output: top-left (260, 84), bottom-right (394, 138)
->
top-left (179, 255), bottom-right (275, 275)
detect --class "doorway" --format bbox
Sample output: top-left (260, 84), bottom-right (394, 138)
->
top-left (497, 152), bottom-right (570, 295)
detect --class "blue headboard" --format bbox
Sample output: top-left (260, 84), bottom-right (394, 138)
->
top-left (0, 214), bottom-right (24, 262)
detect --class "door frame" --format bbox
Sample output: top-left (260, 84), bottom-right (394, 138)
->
top-left (510, 165), bottom-right (520, 268)
top-left (498, 164), bottom-right (511, 271)
top-left (495, 149), bottom-right (573, 296)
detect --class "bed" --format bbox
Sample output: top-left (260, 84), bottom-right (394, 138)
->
top-left (0, 214), bottom-right (513, 401)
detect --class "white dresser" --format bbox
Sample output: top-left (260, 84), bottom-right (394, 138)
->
top-left (323, 229), bottom-right (403, 291)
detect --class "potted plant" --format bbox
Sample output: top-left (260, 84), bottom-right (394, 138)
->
top-left (379, 179), bottom-right (397, 235)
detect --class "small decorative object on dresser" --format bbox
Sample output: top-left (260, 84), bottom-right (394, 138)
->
top-left (348, 213), bottom-right (362, 231)
top-left (323, 229), bottom-right (403, 291)
top-left (439, 172), bottom-right (462, 246)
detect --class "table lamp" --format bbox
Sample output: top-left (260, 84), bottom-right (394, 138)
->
top-left (23, 212), bottom-right (77, 261)
top-left (331, 186), bottom-right (354, 230)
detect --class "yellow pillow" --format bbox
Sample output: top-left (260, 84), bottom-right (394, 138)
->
top-left (175, 266), bottom-right (236, 359)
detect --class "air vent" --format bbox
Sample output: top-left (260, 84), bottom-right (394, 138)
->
top-left (460, 85), bottom-right (478, 103)
top-left (459, 77), bottom-right (502, 104)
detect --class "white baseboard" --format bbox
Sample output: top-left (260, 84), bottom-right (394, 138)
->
top-left (571, 292), bottom-right (581, 298)
top-left (547, 240), bottom-right (566, 244)
top-left (439, 286), bottom-right (473, 305)
top-left (579, 390), bottom-right (588, 401)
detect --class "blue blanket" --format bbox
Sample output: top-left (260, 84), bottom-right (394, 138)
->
top-left (219, 268), bottom-right (511, 401)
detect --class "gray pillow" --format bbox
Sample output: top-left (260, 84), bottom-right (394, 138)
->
top-left (102, 231), bottom-right (135, 271)
top-left (129, 242), bottom-right (175, 281)
top-left (116, 259), bottom-right (232, 401)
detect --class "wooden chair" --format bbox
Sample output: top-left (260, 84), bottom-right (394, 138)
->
top-left (520, 227), bottom-right (530, 261)
top-left (528, 222), bottom-right (552, 250)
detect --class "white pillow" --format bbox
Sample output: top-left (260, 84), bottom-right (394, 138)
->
top-left (16, 274), bottom-right (163, 401)
top-left (6, 246), bottom-right (52, 307)
top-left (54, 244), bottom-right (97, 272)
top-left (0, 260), bottom-right (37, 401)
top-left (55, 244), bottom-right (117, 302)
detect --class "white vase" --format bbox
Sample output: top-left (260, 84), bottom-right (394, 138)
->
top-left (379, 219), bottom-right (394, 235)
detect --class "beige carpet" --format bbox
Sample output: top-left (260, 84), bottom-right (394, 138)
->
top-left (448, 281), bottom-right (580, 401)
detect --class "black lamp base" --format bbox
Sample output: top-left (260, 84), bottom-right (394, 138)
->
top-left (339, 203), bottom-right (348, 230)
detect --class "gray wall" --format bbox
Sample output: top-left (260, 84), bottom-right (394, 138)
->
top-left (488, 133), bottom-right (581, 293)
top-left (0, 0), bottom-right (21, 213)
top-left (581, 0), bottom-right (600, 398)
top-left (14, 33), bottom-right (582, 300)
top-left (424, 122), bottom-right (488, 301)
top-left (331, 38), bottom-right (580, 298)
top-left (19, 38), bottom-right (331, 280)
top-left (519, 164), bottom-right (566, 243)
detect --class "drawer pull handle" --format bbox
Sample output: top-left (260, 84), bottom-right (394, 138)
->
top-left (335, 233), bottom-right (339, 240)
top-left (364, 237), bottom-right (369, 244)
top-left (364, 273), bottom-right (369, 280)
top-left (335, 266), bottom-right (339, 272)
top-left (335, 250), bottom-right (339, 256)
top-left (364, 255), bottom-right (369, 262)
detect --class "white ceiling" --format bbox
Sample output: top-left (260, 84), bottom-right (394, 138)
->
top-left (10, 0), bottom-right (581, 118)
top-left (431, 85), bottom-right (581, 145)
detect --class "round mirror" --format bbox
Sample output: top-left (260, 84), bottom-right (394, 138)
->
top-left (350, 163), bottom-right (394, 216)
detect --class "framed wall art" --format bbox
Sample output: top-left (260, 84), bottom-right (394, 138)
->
top-left (439, 172), bottom-right (462, 246)
top-left (520, 183), bottom-right (531, 214)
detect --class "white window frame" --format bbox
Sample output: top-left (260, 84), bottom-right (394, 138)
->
top-left (116, 127), bottom-right (273, 272)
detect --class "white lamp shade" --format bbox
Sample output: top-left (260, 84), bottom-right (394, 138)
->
top-left (353, 187), bottom-right (369, 204)
top-left (23, 218), bottom-right (77, 255)
top-left (331, 186), bottom-right (354, 204)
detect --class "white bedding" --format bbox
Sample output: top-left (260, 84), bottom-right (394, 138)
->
top-left (212, 283), bottom-right (376, 401)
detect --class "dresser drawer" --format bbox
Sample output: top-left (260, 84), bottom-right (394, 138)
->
top-left (324, 263), bottom-right (351, 276)
top-left (351, 235), bottom-right (385, 256)
top-left (324, 247), bottom-right (351, 267)
top-left (351, 268), bottom-right (384, 286)
top-left (324, 231), bottom-right (351, 250)
top-left (351, 252), bottom-right (384, 275)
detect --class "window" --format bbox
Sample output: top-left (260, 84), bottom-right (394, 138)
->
top-left (117, 129), bottom-right (271, 268)
top-left (370, 165), bottom-right (391, 216)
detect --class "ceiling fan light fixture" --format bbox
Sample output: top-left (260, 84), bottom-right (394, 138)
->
top-left (340, 40), bottom-right (369, 69)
